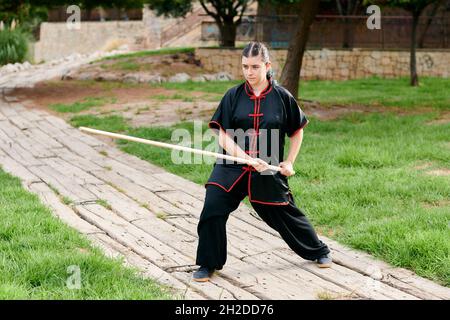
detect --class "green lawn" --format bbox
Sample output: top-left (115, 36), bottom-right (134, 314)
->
top-left (159, 76), bottom-right (450, 110)
top-left (49, 97), bottom-right (117, 113)
top-left (299, 76), bottom-right (450, 109)
top-left (0, 170), bottom-right (174, 299)
top-left (94, 47), bottom-right (195, 63)
top-left (71, 112), bottom-right (450, 287)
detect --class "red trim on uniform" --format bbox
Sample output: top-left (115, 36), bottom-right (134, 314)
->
top-left (205, 168), bottom-right (249, 193)
top-left (248, 113), bottom-right (264, 117)
top-left (228, 169), bottom-right (250, 190)
top-left (209, 120), bottom-right (235, 138)
top-left (245, 166), bottom-right (290, 206)
top-left (245, 80), bottom-right (272, 98)
top-left (205, 182), bottom-right (228, 192)
top-left (261, 85), bottom-right (273, 97)
top-left (209, 120), bottom-right (224, 131)
top-left (250, 199), bottom-right (290, 206)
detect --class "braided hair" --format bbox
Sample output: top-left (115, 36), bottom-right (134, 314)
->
top-left (242, 42), bottom-right (273, 80)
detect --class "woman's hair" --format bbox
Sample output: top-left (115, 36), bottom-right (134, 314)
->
top-left (242, 41), bottom-right (273, 80)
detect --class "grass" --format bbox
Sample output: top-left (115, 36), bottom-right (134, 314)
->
top-left (49, 97), bottom-right (117, 113)
top-left (62, 197), bottom-right (73, 206)
top-left (300, 76), bottom-right (450, 109)
top-left (70, 115), bottom-right (130, 133)
top-left (71, 112), bottom-right (450, 286)
top-left (149, 93), bottom-right (194, 102)
top-left (157, 77), bottom-right (449, 110)
top-left (101, 60), bottom-right (140, 71)
top-left (156, 77), bottom-right (449, 110)
top-left (135, 106), bottom-right (150, 115)
top-left (54, 77), bottom-right (449, 111)
top-left (158, 80), bottom-right (241, 94)
top-left (96, 199), bottom-right (112, 211)
top-left (95, 47), bottom-right (195, 62)
top-left (156, 212), bottom-right (168, 220)
top-left (148, 93), bottom-right (221, 103)
top-left (0, 169), bottom-right (174, 299)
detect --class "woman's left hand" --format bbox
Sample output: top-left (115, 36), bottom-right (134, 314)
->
top-left (279, 161), bottom-right (295, 177)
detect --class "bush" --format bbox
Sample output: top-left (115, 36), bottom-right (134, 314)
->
top-left (0, 28), bottom-right (28, 65)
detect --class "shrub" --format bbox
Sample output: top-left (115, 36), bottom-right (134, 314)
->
top-left (0, 28), bottom-right (28, 65)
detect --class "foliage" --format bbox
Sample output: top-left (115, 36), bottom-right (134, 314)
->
top-left (0, 28), bottom-right (29, 65)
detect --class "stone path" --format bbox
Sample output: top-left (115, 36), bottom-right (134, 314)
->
top-left (0, 49), bottom-right (129, 90)
top-left (0, 95), bottom-right (449, 300)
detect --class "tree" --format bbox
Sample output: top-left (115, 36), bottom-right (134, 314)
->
top-left (366, 0), bottom-right (441, 86)
top-left (0, 0), bottom-right (58, 25)
top-left (418, 0), bottom-right (445, 48)
top-left (146, 0), bottom-right (251, 47)
top-left (335, 0), bottom-right (363, 48)
top-left (0, 0), bottom-right (145, 33)
top-left (277, 0), bottom-right (321, 98)
top-left (78, 0), bottom-right (144, 20)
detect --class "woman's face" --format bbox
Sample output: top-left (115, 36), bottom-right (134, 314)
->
top-left (242, 55), bottom-right (271, 87)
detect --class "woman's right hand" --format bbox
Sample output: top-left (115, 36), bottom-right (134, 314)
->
top-left (250, 158), bottom-right (271, 173)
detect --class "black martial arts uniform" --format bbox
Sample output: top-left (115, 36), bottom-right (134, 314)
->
top-left (196, 78), bottom-right (330, 271)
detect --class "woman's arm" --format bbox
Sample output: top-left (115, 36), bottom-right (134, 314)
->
top-left (280, 129), bottom-right (304, 176)
top-left (216, 129), bottom-right (269, 171)
top-left (217, 129), bottom-right (252, 162)
top-left (286, 129), bottom-right (303, 164)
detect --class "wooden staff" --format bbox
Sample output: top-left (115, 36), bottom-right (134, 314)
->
top-left (79, 127), bottom-right (282, 172)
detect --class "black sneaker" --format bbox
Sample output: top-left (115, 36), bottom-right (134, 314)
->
top-left (193, 266), bottom-right (214, 282)
top-left (316, 254), bottom-right (332, 268)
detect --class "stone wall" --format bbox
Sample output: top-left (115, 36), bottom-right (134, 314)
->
top-left (195, 48), bottom-right (450, 80)
top-left (33, 5), bottom-right (174, 63)
top-left (33, 21), bottom-right (149, 63)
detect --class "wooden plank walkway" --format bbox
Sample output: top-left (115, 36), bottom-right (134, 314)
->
top-left (0, 97), bottom-right (449, 300)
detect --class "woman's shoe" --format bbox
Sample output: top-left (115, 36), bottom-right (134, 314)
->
top-left (193, 266), bottom-right (215, 282)
top-left (317, 254), bottom-right (332, 268)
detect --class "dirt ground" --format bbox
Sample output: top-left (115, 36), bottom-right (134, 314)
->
top-left (71, 52), bottom-right (206, 79)
top-left (13, 79), bottom-right (445, 126)
top-left (12, 80), bottom-right (219, 127)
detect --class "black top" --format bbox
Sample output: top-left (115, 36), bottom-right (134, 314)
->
top-left (206, 78), bottom-right (309, 205)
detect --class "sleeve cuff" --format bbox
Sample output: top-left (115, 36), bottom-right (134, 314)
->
top-left (209, 120), bottom-right (225, 131)
top-left (288, 119), bottom-right (309, 137)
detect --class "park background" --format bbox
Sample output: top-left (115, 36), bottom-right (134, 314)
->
top-left (0, 0), bottom-right (449, 299)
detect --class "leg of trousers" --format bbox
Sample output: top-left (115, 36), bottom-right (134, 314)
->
top-left (196, 174), bottom-right (329, 269)
top-left (196, 182), bottom-right (247, 270)
top-left (251, 195), bottom-right (330, 261)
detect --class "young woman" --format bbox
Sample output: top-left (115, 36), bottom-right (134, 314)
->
top-left (193, 42), bottom-right (331, 282)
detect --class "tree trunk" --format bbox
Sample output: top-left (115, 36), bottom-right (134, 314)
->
top-left (279, 0), bottom-right (320, 98)
top-left (342, 17), bottom-right (354, 48)
top-left (418, 0), bottom-right (443, 48)
top-left (343, 0), bottom-right (360, 48)
top-left (410, 12), bottom-right (420, 86)
top-left (219, 20), bottom-right (237, 47)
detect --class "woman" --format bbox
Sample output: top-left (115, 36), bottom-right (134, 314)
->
top-left (193, 42), bottom-right (331, 282)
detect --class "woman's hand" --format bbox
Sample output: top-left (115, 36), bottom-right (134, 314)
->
top-left (279, 161), bottom-right (295, 177)
top-left (251, 158), bottom-right (271, 173)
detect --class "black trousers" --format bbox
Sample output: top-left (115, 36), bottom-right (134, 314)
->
top-left (196, 173), bottom-right (330, 270)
